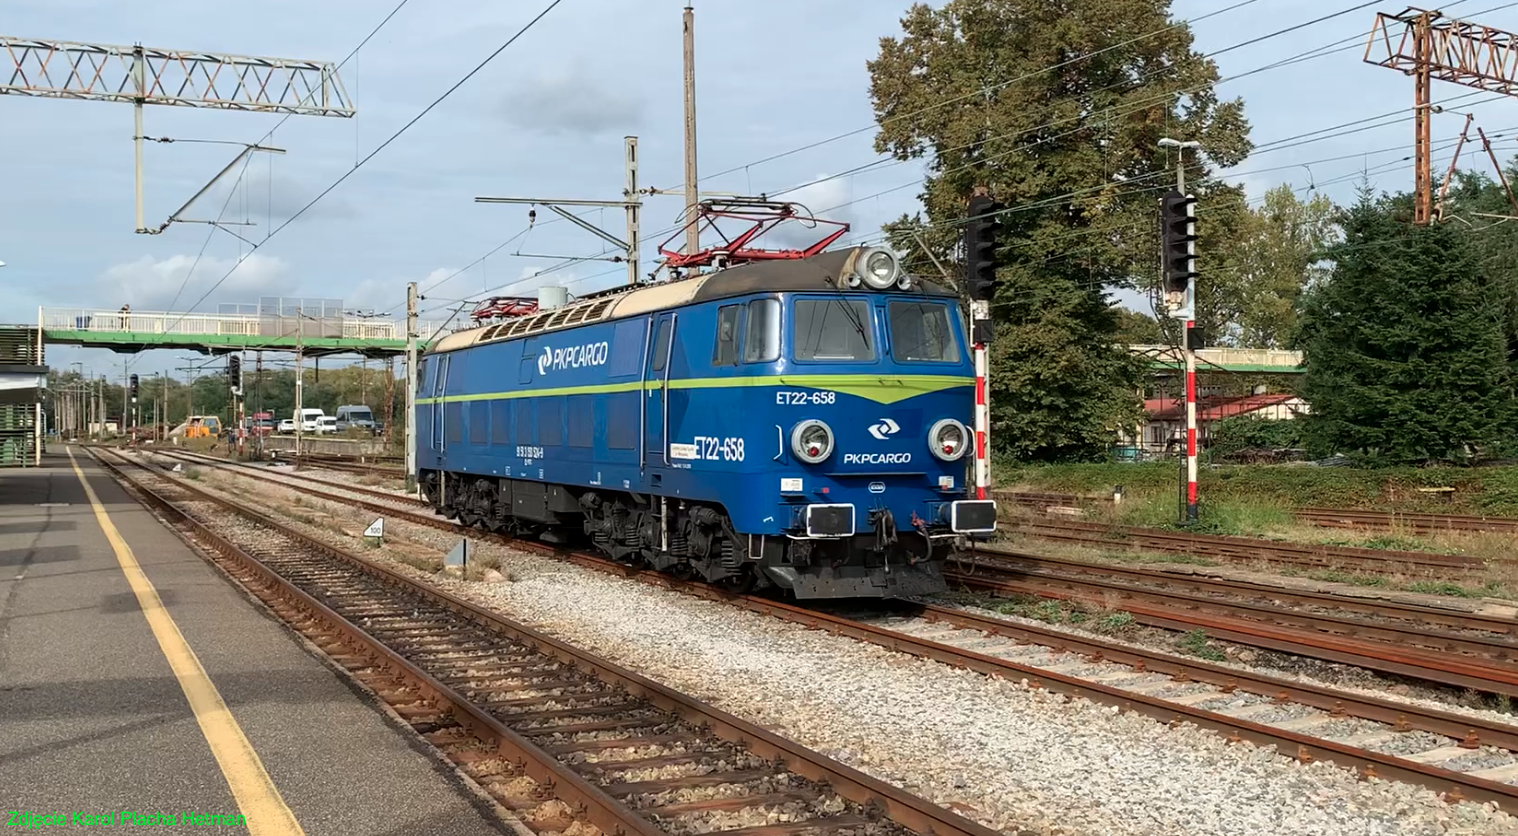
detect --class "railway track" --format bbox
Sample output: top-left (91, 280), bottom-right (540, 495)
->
top-left (154, 448), bottom-right (1517, 693)
top-left (115, 447), bottom-right (1518, 807)
top-left (93, 447), bottom-right (999, 836)
top-left (947, 554), bottom-right (1518, 698)
top-left (270, 451), bottom-right (404, 476)
top-left (995, 488), bottom-right (1518, 538)
top-left (1297, 507), bottom-right (1518, 535)
top-left (1007, 516), bottom-right (1485, 573)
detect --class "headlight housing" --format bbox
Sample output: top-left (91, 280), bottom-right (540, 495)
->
top-left (928, 418), bottom-right (969, 461)
top-left (858, 247), bottom-right (900, 290)
top-left (791, 419), bottom-right (835, 464)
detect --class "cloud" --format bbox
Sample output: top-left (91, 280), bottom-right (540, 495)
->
top-left (99, 253), bottom-right (294, 311)
top-left (762, 176), bottom-right (856, 249)
top-left (500, 67), bottom-right (643, 137)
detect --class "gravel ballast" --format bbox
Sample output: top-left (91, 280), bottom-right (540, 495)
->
top-left (154, 459), bottom-right (1518, 835)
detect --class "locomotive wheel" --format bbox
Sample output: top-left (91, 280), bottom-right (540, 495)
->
top-left (715, 569), bottom-right (756, 595)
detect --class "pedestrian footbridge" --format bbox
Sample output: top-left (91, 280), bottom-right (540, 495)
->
top-left (1130, 344), bottom-right (1303, 374)
top-left (39, 307), bottom-right (450, 357)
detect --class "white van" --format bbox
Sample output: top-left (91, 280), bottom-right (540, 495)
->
top-left (317, 416), bottom-right (338, 435)
top-left (294, 408), bottom-right (325, 433)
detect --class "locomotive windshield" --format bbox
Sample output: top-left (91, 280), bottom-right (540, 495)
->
top-left (888, 300), bottom-right (961, 363)
top-left (794, 298), bottom-right (874, 361)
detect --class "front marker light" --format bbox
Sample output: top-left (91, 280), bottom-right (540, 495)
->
top-left (791, 419), bottom-right (835, 464)
top-left (928, 418), bottom-right (969, 462)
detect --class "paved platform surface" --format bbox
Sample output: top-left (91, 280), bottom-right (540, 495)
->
top-left (0, 450), bottom-right (509, 835)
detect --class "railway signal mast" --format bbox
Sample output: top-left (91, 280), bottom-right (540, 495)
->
top-left (1159, 137), bottom-right (1201, 523)
top-left (964, 195), bottom-right (1002, 501)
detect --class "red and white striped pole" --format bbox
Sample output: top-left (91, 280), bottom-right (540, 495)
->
top-left (1185, 319), bottom-right (1198, 521)
top-left (972, 298), bottom-right (990, 500)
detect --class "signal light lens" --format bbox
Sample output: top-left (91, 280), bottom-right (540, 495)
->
top-left (791, 419), bottom-right (835, 464)
top-left (928, 418), bottom-right (969, 462)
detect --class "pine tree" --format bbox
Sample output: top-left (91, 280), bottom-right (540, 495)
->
top-left (1297, 192), bottom-right (1514, 462)
top-left (868, 0), bottom-right (1252, 460)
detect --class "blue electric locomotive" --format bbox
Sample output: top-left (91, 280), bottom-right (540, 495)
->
top-left (416, 245), bottom-right (997, 599)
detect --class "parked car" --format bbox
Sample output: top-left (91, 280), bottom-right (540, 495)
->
top-left (277, 418), bottom-right (296, 434)
top-left (316, 415), bottom-right (338, 435)
top-left (293, 408), bottom-right (325, 433)
top-left (334, 404), bottom-right (378, 434)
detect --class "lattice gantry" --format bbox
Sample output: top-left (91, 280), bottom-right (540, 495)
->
top-left (0, 37), bottom-right (353, 116)
top-left (1364, 8), bottom-right (1518, 224)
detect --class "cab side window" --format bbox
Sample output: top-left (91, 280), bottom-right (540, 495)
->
top-left (713, 305), bottom-right (741, 366)
top-left (743, 298), bottom-right (780, 363)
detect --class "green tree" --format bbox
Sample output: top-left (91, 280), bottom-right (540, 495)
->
top-left (1297, 191), bottom-right (1514, 462)
top-left (869, 0), bottom-right (1252, 460)
top-left (1227, 185), bottom-right (1337, 348)
top-left (1114, 306), bottom-right (1164, 344)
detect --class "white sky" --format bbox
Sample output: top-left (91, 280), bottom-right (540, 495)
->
top-left (5, 0), bottom-right (1517, 377)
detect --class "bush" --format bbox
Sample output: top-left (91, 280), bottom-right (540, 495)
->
top-left (1209, 415), bottom-right (1301, 459)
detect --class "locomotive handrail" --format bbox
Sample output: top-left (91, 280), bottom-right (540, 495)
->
top-left (662, 313), bottom-right (677, 466)
top-left (638, 317), bottom-right (651, 471)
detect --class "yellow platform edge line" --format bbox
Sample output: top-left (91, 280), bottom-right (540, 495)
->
top-left (67, 447), bottom-right (306, 836)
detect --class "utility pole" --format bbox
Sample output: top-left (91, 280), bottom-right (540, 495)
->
top-left (474, 137), bottom-right (644, 285)
top-left (626, 136), bottom-right (641, 286)
top-left (682, 5), bottom-right (699, 257)
top-left (295, 316), bottom-right (305, 469)
top-left (404, 283), bottom-right (418, 493)
top-left (1159, 137), bottom-right (1201, 523)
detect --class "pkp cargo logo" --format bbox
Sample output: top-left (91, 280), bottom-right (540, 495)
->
top-left (868, 418), bottom-right (900, 440)
top-left (537, 341), bottom-right (610, 375)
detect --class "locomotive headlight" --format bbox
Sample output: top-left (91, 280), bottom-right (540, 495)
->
top-left (859, 247), bottom-right (900, 290)
top-left (928, 418), bottom-right (969, 462)
top-left (791, 419), bottom-right (835, 464)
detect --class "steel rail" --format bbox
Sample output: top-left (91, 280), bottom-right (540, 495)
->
top-left (972, 546), bottom-right (1518, 636)
top-left (93, 448), bottom-right (1007, 836)
top-left (1298, 507), bottom-right (1518, 535)
top-left (957, 554), bottom-right (1518, 667)
top-left (945, 566), bottom-right (1518, 697)
top-left (1009, 517), bottom-right (1484, 572)
top-left (106, 448), bottom-right (1518, 809)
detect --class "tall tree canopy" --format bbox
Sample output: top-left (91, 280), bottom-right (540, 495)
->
top-left (868, 0), bottom-right (1252, 460)
top-left (1297, 191), bottom-right (1515, 462)
top-left (1219, 185), bottom-right (1337, 348)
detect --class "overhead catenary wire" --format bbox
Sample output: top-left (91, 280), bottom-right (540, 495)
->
top-left (396, 0), bottom-right (1278, 315)
top-left (159, 0), bottom-right (417, 319)
top-left (422, 0), bottom-right (1509, 321)
top-left (167, 0), bottom-right (567, 331)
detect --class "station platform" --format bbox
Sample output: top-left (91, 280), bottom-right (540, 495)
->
top-left (0, 450), bottom-right (510, 835)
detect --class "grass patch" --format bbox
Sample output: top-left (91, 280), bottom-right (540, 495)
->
top-left (1405, 580), bottom-right (1504, 598)
top-left (1303, 569), bottom-right (1392, 588)
top-left (1177, 629), bottom-right (1227, 662)
top-left (183, 467), bottom-right (202, 481)
top-left (393, 553), bottom-right (441, 574)
top-left (1094, 611), bottom-right (1135, 633)
top-left (996, 459), bottom-right (1518, 518)
top-left (1098, 549), bottom-right (1222, 568)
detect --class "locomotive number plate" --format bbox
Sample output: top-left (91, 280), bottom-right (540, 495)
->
top-left (776, 390), bottom-right (836, 406)
top-left (691, 435), bottom-right (745, 462)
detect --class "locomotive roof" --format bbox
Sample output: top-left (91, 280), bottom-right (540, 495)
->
top-left (429, 246), bottom-right (958, 355)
